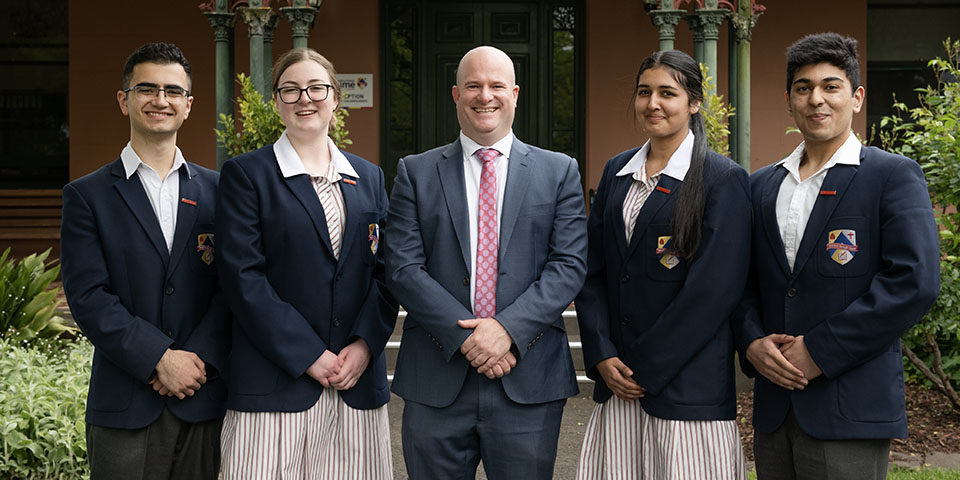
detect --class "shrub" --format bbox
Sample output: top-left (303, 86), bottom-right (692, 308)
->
top-left (700, 64), bottom-right (735, 158)
top-left (875, 39), bottom-right (960, 411)
top-left (215, 73), bottom-right (352, 158)
top-left (0, 248), bottom-right (77, 343)
top-left (0, 336), bottom-right (92, 479)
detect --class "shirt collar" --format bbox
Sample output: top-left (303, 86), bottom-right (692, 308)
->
top-left (615, 129), bottom-right (694, 181)
top-left (273, 130), bottom-right (359, 180)
top-left (459, 130), bottom-right (514, 161)
top-left (120, 142), bottom-right (188, 179)
top-left (776, 131), bottom-right (862, 179)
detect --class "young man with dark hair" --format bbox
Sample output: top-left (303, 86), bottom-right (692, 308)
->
top-left (736, 32), bottom-right (940, 479)
top-left (61, 42), bottom-right (229, 479)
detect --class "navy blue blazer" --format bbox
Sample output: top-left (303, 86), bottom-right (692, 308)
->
top-left (385, 138), bottom-right (587, 408)
top-left (735, 145), bottom-right (940, 439)
top-left (216, 144), bottom-right (397, 412)
top-left (61, 159), bottom-right (230, 429)
top-left (577, 149), bottom-right (751, 421)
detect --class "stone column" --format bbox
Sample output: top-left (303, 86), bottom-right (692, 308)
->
top-left (281, 0), bottom-right (318, 50)
top-left (696, 8), bottom-right (726, 95)
top-left (729, 1), bottom-right (763, 170)
top-left (686, 14), bottom-right (705, 63)
top-left (237, 2), bottom-right (278, 97)
top-left (203, 1), bottom-right (236, 170)
top-left (649, 9), bottom-right (685, 51)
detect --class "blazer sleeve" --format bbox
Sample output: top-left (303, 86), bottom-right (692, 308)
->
top-left (181, 291), bottom-right (231, 377)
top-left (622, 163), bottom-right (753, 396)
top-left (575, 160), bottom-right (619, 379)
top-left (385, 157), bottom-right (476, 361)
top-left (493, 156), bottom-right (588, 359)
top-left (805, 159), bottom-right (940, 379)
top-left (60, 183), bottom-right (173, 383)
top-left (216, 159), bottom-right (327, 379)
top-left (346, 166), bottom-right (400, 357)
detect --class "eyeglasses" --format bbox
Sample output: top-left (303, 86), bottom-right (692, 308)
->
top-left (276, 84), bottom-right (332, 104)
top-left (124, 84), bottom-right (190, 100)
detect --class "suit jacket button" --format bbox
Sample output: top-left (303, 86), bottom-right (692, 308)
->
top-left (333, 318), bottom-right (341, 327)
top-left (621, 316), bottom-right (629, 326)
top-left (164, 329), bottom-right (173, 337)
top-left (164, 286), bottom-right (175, 295)
top-left (462, 277), bottom-right (469, 286)
top-left (787, 288), bottom-right (798, 298)
top-left (621, 274), bottom-right (630, 283)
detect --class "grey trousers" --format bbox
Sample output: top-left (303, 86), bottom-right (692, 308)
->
top-left (87, 408), bottom-right (222, 480)
top-left (754, 409), bottom-right (890, 480)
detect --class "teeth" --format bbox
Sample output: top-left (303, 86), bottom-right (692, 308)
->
top-left (474, 108), bottom-right (496, 113)
top-left (296, 111), bottom-right (315, 116)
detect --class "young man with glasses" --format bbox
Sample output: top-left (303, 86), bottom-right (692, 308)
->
top-left (61, 42), bottom-right (230, 479)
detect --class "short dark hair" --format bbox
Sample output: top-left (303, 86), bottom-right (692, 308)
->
top-left (785, 33), bottom-right (860, 94)
top-left (121, 43), bottom-right (192, 90)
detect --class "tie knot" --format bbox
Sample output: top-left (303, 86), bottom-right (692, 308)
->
top-left (476, 148), bottom-right (500, 164)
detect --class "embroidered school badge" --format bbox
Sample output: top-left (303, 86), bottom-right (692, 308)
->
top-left (368, 223), bottom-right (380, 255)
top-left (826, 229), bottom-right (858, 265)
top-left (196, 233), bottom-right (215, 265)
top-left (656, 236), bottom-right (680, 269)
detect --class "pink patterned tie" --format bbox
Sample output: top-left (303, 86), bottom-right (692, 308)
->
top-left (474, 148), bottom-right (499, 318)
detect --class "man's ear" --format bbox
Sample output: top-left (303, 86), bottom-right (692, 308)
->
top-left (852, 85), bottom-right (865, 114)
top-left (117, 90), bottom-right (130, 116)
top-left (452, 84), bottom-right (460, 104)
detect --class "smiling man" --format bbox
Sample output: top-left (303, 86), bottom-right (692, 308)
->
top-left (61, 43), bottom-right (229, 479)
top-left (735, 33), bottom-right (940, 479)
top-left (385, 45), bottom-right (587, 479)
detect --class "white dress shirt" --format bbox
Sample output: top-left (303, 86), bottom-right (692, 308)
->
top-left (460, 130), bottom-right (513, 313)
top-left (120, 142), bottom-right (188, 253)
top-left (615, 129), bottom-right (694, 181)
top-left (273, 130), bottom-right (359, 180)
top-left (776, 132), bottom-right (862, 270)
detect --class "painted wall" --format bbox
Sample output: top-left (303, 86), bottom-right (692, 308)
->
top-left (68, 0), bottom-right (380, 180)
top-left (583, 0), bottom-right (867, 195)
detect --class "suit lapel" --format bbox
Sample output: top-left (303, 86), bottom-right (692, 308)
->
top-left (498, 139), bottom-right (532, 259)
top-left (624, 175), bottom-right (679, 261)
top-left (336, 172), bottom-right (360, 268)
top-left (791, 163), bottom-right (859, 277)
top-left (760, 166), bottom-right (791, 276)
top-left (437, 142), bottom-right (473, 275)
top-left (112, 160), bottom-right (169, 263)
top-left (283, 172), bottom-right (335, 258)
top-left (167, 166), bottom-right (199, 278)
top-left (609, 171), bottom-right (634, 261)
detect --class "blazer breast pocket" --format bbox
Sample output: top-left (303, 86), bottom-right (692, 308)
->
top-left (356, 212), bottom-right (380, 266)
top-left (644, 225), bottom-right (685, 283)
top-left (817, 216), bottom-right (869, 277)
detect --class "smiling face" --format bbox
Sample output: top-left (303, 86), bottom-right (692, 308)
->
top-left (452, 47), bottom-right (520, 146)
top-left (275, 59), bottom-right (338, 141)
top-left (117, 62), bottom-right (193, 141)
top-left (634, 66), bottom-right (699, 145)
top-left (787, 61), bottom-right (864, 150)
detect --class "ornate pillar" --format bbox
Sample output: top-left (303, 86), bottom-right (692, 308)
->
top-left (685, 15), bottom-right (705, 63)
top-left (649, 8), bottom-right (685, 51)
top-left (281, 0), bottom-right (318, 49)
top-left (696, 8), bottom-right (726, 95)
top-left (262, 13), bottom-right (281, 74)
top-left (237, 1), bottom-right (278, 97)
top-left (729, 1), bottom-right (764, 170)
top-left (203, 3), bottom-right (236, 170)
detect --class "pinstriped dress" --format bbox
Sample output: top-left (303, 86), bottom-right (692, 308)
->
top-left (576, 158), bottom-right (746, 480)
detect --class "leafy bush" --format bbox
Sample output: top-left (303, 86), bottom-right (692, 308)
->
top-left (215, 73), bottom-right (352, 158)
top-left (875, 39), bottom-right (960, 411)
top-left (0, 248), bottom-right (77, 342)
top-left (700, 64), bottom-right (735, 157)
top-left (0, 336), bottom-right (92, 479)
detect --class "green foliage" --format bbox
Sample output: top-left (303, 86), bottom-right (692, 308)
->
top-left (700, 64), bottom-right (735, 157)
top-left (875, 39), bottom-right (960, 410)
top-left (215, 73), bottom-right (352, 157)
top-left (0, 336), bottom-right (92, 479)
top-left (0, 248), bottom-right (77, 342)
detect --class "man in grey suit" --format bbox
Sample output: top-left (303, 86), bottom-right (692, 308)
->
top-left (385, 45), bottom-right (587, 479)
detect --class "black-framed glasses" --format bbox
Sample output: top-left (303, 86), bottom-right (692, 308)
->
top-left (276, 84), bottom-right (332, 104)
top-left (123, 84), bottom-right (190, 100)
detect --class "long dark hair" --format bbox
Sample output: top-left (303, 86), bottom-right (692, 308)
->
top-left (632, 50), bottom-right (707, 262)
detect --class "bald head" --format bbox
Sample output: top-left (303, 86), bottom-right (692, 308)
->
top-left (456, 46), bottom-right (516, 87)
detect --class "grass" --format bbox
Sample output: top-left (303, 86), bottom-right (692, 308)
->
top-left (747, 467), bottom-right (960, 479)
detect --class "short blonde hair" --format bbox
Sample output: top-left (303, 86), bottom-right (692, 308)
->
top-left (271, 48), bottom-right (341, 131)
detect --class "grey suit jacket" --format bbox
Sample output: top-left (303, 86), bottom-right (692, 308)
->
top-left (386, 138), bottom-right (587, 407)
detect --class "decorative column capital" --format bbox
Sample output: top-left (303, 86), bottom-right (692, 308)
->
top-left (728, 9), bottom-right (761, 42)
top-left (685, 14), bottom-right (704, 42)
top-left (649, 9), bottom-right (684, 41)
top-left (204, 12), bottom-right (236, 42)
top-left (695, 8), bottom-right (726, 40)
top-left (280, 6), bottom-right (318, 39)
top-left (262, 12), bottom-right (281, 43)
top-left (237, 6), bottom-right (279, 37)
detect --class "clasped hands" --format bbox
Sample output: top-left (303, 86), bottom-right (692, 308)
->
top-left (150, 348), bottom-right (207, 400)
top-left (459, 317), bottom-right (516, 379)
top-left (306, 338), bottom-right (373, 390)
top-left (745, 334), bottom-right (822, 390)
